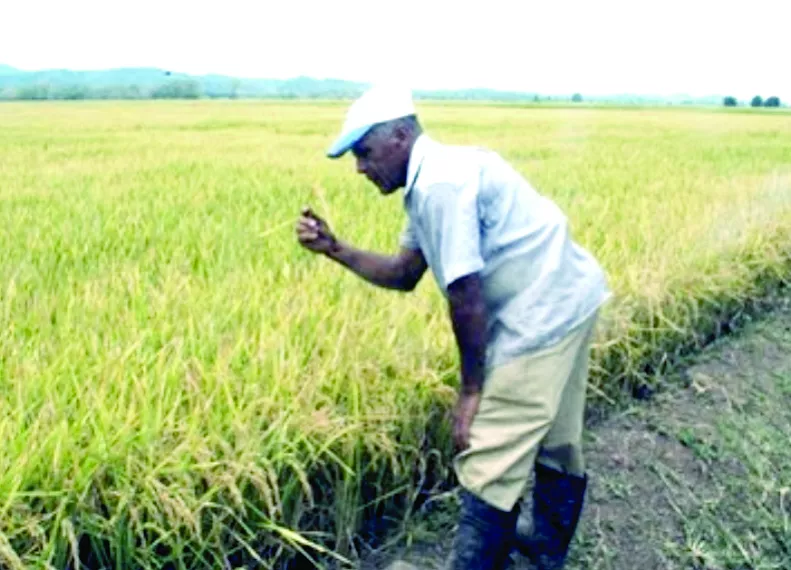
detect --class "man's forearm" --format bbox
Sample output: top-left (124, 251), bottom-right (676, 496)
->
top-left (325, 240), bottom-right (411, 290)
top-left (448, 275), bottom-right (488, 394)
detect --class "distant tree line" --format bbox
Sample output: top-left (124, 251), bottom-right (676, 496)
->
top-left (723, 95), bottom-right (782, 108)
top-left (0, 82), bottom-right (571, 103)
top-left (3, 78), bottom-right (780, 108)
top-left (0, 80), bottom-right (205, 101)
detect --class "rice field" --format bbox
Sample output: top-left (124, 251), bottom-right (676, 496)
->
top-left (0, 100), bottom-right (790, 569)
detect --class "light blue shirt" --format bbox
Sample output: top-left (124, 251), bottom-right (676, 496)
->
top-left (400, 135), bottom-right (611, 370)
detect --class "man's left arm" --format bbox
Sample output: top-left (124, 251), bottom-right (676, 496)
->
top-left (422, 179), bottom-right (488, 450)
top-left (447, 273), bottom-right (488, 451)
top-left (448, 273), bottom-right (488, 396)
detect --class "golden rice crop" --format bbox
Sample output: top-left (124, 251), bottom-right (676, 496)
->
top-left (0, 100), bottom-right (789, 568)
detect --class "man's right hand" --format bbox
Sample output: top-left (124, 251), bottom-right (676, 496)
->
top-left (296, 207), bottom-right (338, 255)
top-left (295, 207), bottom-right (427, 290)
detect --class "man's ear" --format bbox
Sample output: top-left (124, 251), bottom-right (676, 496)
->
top-left (392, 122), bottom-right (408, 145)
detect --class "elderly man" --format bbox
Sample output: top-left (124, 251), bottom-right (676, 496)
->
top-left (296, 86), bottom-right (611, 570)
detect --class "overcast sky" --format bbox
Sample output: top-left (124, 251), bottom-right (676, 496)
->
top-left (2, 0), bottom-right (789, 101)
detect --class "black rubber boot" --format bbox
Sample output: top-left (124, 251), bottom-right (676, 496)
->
top-left (514, 463), bottom-right (588, 570)
top-left (448, 489), bottom-right (518, 570)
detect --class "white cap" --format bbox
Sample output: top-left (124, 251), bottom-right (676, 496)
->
top-left (326, 84), bottom-right (415, 159)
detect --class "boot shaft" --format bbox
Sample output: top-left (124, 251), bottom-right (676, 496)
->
top-left (514, 464), bottom-right (588, 570)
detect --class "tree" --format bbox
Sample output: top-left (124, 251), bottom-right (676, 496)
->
top-left (764, 96), bottom-right (781, 108)
top-left (723, 96), bottom-right (737, 107)
top-left (751, 95), bottom-right (763, 107)
top-left (57, 85), bottom-right (88, 100)
top-left (572, 93), bottom-right (583, 103)
top-left (151, 79), bottom-right (202, 99)
top-left (15, 85), bottom-right (50, 100)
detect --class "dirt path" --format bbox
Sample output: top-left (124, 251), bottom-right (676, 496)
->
top-left (361, 299), bottom-right (791, 570)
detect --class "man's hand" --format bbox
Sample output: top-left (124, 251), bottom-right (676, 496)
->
top-left (453, 391), bottom-right (481, 451)
top-left (296, 207), bottom-right (337, 255)
top-left (295, 207), bottom-right (427, 291)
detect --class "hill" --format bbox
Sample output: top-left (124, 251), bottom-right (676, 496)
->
top-left (0, 64), bottom-right (774, 106)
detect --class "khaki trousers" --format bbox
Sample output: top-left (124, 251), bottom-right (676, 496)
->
top-left (453, 311), bottom-right (598, 512)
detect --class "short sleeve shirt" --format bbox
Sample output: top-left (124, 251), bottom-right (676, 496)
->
top-left (400, 135), bottom-right (611, 369)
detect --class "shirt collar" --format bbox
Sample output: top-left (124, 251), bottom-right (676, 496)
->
top-left (404, 133), bottom-right (430, 197)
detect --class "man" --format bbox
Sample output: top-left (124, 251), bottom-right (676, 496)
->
top-left (295, 85), bottom-right (611, 570)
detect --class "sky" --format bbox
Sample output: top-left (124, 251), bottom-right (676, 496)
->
top-left (2, 0), bottom-right (790, 101)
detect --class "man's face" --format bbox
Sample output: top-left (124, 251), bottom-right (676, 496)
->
top-left (351, 124), bottom-right (410, 195)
